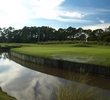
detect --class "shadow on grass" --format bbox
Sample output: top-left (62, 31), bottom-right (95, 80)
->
top-left (70, 44), bottom-right (93, 47)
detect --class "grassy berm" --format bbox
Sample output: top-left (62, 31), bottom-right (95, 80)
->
top-left (11, 44), bottom-right (110, 66)
top-left (0, 87), bottom-right (16, 100)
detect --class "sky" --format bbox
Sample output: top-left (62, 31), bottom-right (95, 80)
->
top-left (0, 0), bottom-right (110, 30)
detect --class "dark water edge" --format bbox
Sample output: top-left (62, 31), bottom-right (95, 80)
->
top-left (10, 55), bottom-right (110, 91)
top-left (0, 52), bottom-right (110, 100)
top-left (10, 51), bottom-right (110, 78)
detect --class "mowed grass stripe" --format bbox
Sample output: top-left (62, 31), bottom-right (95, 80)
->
top-left (11, 44), bottom-right (110, 66)
top-left (11, 45), bottom-right (110, 57)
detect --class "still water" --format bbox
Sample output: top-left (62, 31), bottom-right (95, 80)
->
top-left (0, 52), bottom-right (110, 100)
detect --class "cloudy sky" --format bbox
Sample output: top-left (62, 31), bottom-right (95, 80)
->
top-left (0, 0), bottom-right (110, 30)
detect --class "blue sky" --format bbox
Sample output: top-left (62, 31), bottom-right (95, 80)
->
top-left (0, 0), bottom-right (110, 30)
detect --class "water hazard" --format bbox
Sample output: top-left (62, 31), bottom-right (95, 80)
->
top-left (0, 52), bottom-right (110, 100)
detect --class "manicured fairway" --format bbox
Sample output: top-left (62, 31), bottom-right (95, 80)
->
top-left (11, 44), bottom-right (110, 66)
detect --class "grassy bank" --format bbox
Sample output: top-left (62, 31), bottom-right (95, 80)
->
top-left (0, 87), bottom-right (16, 100)
top-left (10, 44), bottom-right (110, 67)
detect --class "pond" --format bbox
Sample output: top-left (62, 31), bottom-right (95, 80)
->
top-left (0, 52), bottom-right (110, 100)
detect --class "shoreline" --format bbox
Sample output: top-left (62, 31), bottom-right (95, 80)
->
top-left (0, 87), bottom-right (16, 100)
top-left (10, 51), bottom-right (110, 78)
top-left (11, 55), bottom-right (110, 90)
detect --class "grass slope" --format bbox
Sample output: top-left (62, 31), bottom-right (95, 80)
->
top-left (11, 44), bottom-right (110, 66)
top-left (0, 87), bottom-right (16, 100)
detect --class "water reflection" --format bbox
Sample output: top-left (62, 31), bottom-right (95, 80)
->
top-left (0, 52), bottom-right (58, 100)
top-left (0, 52), bottom-right (110, 100)
top-left (10, 54), bottom-right (110, 91)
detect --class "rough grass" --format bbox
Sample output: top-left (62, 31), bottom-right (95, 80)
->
top-left (55, 74), bottom-right (110, 100)
top-left (0, 87), bottom-right (16, 100)
top-left (11, 44), bottom-right (110, 66)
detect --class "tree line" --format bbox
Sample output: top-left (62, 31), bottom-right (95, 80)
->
top-left (0, 26), bottom-right (110, 43)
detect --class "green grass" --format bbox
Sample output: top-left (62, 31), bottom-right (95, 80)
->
top-left (10, 44), bottom-right (110, 66)
top-left (0, 43), bottom-right (36, 47)
top-left (0, 87), bottom-right (16, 100)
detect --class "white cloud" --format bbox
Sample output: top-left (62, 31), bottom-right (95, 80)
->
top-left (0, 0), bottom-right (29, 28)
top-left (56, 17), bottom-right (91, 23)
top-left (62, 12), bottom-right (85, 18)
top-left (1, 0), bottom-right (109, 30)
top-left (0, 62), bottom-right (23, 87)
top-left (0, 0), bottom-right (66, 28)
top-left (99, 20), bottom-right (105, 24)
top-left (82, 23), bottom-right (110, 30)
top-left (25, 0), bottom-right (65, 19)
top-left (0, 0), bottom-right (90, 28)
top-left (30, 0), bottom-right (88, 22)
top-left (96, 8), bottom-right (110, 12)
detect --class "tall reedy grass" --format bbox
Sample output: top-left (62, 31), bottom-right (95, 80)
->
top-left (55, 73), bottom-right (109, 100)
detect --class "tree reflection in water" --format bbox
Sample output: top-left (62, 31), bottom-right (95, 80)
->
top-left (0, 52), bottom-right (10, 59)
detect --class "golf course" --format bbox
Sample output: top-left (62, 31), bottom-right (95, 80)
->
top-left (1, 43), bottom-right (110, 100)
top-left (9, 43), bottom-right (110, 67)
